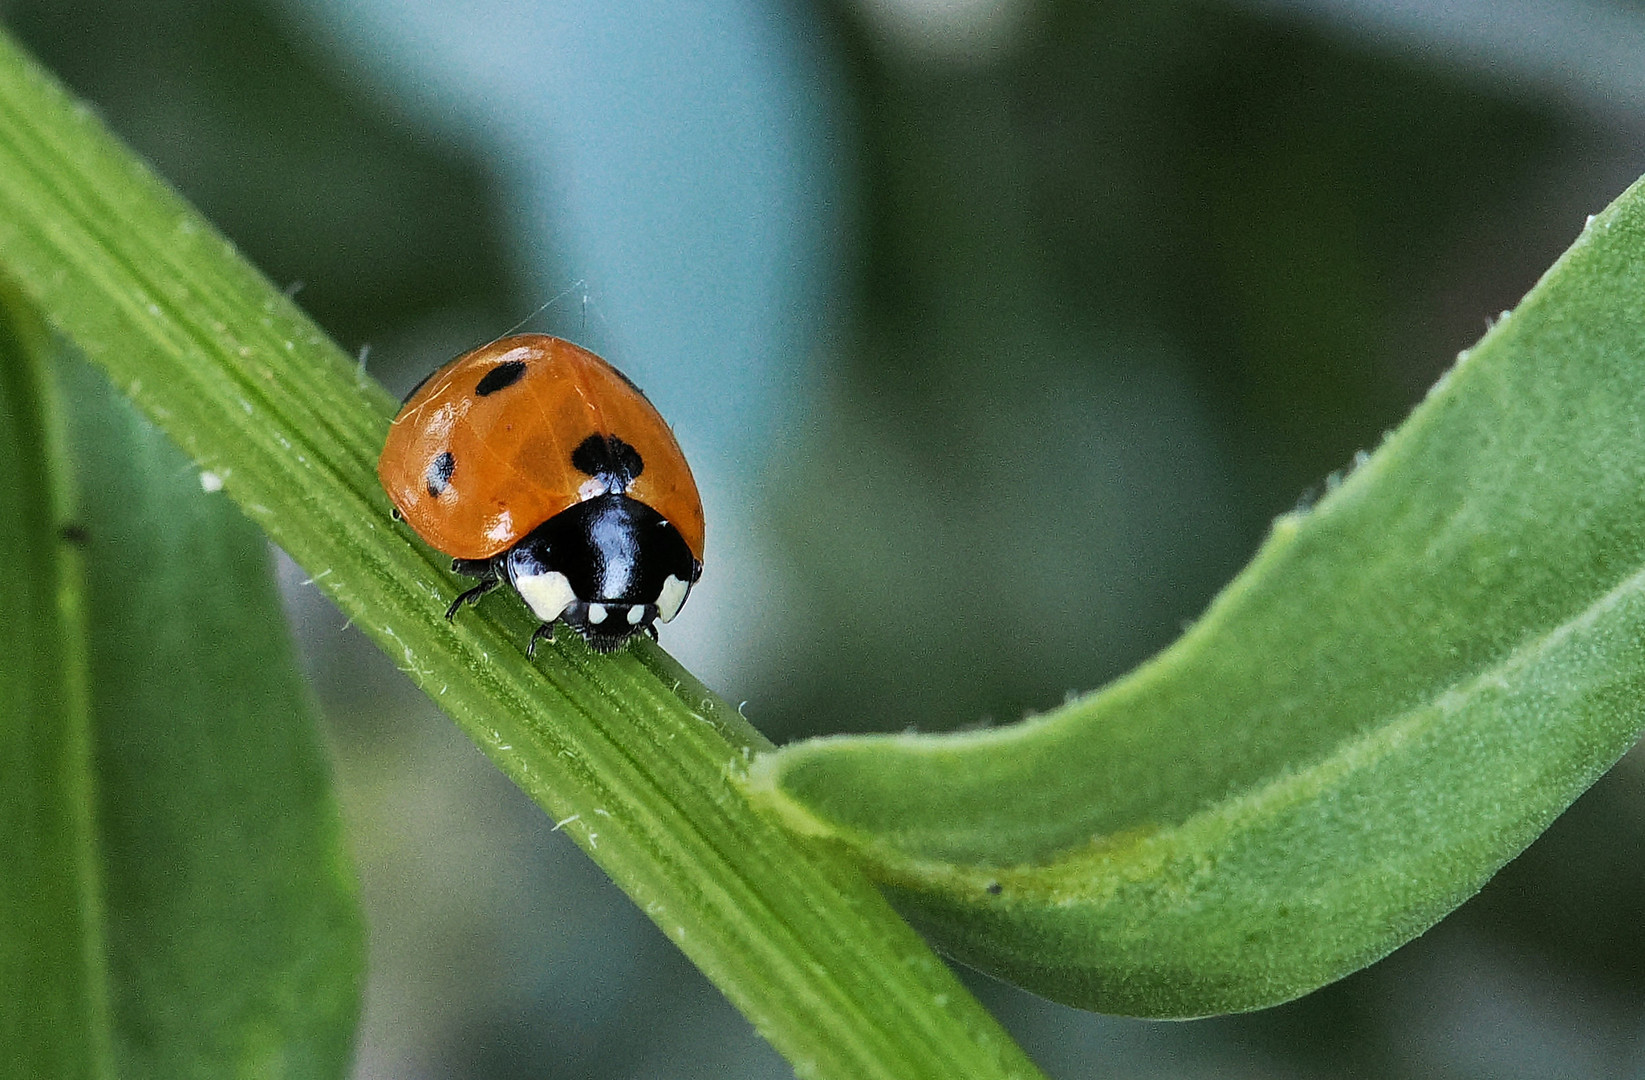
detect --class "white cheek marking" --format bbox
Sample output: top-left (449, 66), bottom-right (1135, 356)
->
top-left (588, 603), bottom-right (608, 625)
top-left (626, 605), bottom-right (644, 625)
top-left (513, 571), bottom-right (576, 624)
top-left (656, 575), bottom-right (690, 623)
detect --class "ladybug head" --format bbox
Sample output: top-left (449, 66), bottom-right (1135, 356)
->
top-left (560, 598), bottom-right (658, 653)
top-left (501, 493), bottom-right (697, 654)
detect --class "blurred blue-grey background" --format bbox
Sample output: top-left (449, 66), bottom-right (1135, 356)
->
top-left (7, 0), bottom-right (1645, 1075)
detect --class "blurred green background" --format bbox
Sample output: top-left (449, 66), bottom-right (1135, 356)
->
top-left (7, 0), bottom-right (1645, 1074)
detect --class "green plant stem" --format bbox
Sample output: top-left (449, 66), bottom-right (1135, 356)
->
top-left (0, 29), bottom-right (1045, 1080)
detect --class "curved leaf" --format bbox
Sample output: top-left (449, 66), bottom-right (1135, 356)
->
top-left (748, 180), bottom-right (1645, 1016)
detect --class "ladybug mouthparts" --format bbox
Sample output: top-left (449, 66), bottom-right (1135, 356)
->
top-left (561, 599), bottom-right (658, 653)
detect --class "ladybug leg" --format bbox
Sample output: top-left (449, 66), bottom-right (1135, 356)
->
top-left (445, 577), bottom-right (499, 620)
top-left (527, 622), bottom-right (557, 658)
top-left (445, 557), bottom-right (502, 620)
top-left (644, 624), bottom-right (658, 642)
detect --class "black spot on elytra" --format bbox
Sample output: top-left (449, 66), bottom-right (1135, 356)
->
top-left (426, 451), bottom-right (455, 497)
top-left (571, 434), bottom-right (644, 490)
top-left (475, 359), bottom-right (528, 396)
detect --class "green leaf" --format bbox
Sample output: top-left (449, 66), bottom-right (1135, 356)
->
top-left (0, 286), bottom-right (110, 1080)
top-left (61, 345), bottom-right (365, 1078)
top-left (0, 28), bottom-right (1047, 1080)
top-left (0, 296), bottom-right (364, 1076)
top-left (748, 182), bottom-right (1645, 1017)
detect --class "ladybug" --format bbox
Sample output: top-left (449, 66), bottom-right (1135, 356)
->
top-left (378, 334), bottom-right (704, 654)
